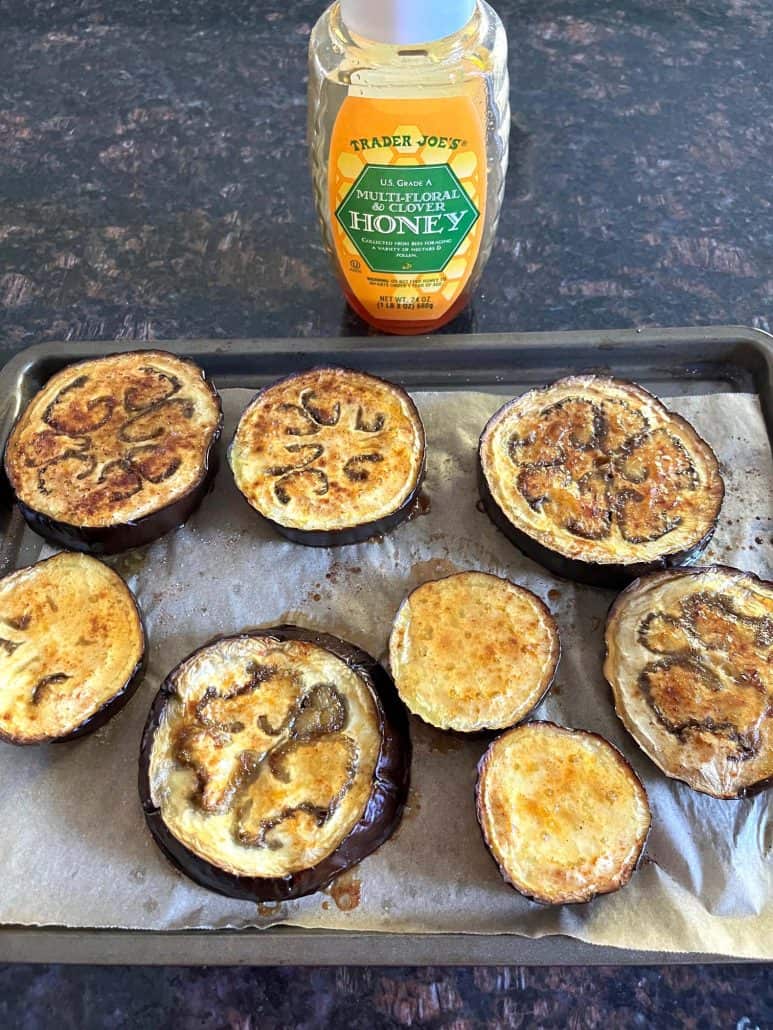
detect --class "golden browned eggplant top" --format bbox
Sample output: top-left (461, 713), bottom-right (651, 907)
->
top-left (605, 565), bottom-right (773, 798)
top-left (148, 634), bottom-right (383, 878)
top-left (0, 552), bottom-right (145, 743)
top-left (389, 571), bottom-right (559, 732)
top-left (5, 351), bottom-right (222, 528)
top-left (229, 367), bottom-right (425, 532)
top-left (476, 722), bottom-right (651, 905)
top-left (479, 376), bottom-right (724, 566)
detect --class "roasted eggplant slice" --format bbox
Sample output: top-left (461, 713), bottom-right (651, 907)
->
top-left (476, 722), bottom-right (651, 905)
top-left (228, 367), bottom-right (425, 546)
top-left (478, 376), bottom-right (724, 588)
top-left (4, 351), bottom-right (223, 555)
top-left (139, 625), bottom-right (411, 901)
top-left (389, 571), bottom-right (560, 732)
top-left (0, 552), bottom-right (146, 744)
top-left (604, 565), bottom-right (773, 798)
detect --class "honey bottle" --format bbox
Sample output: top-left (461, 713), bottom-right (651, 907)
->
top-left (308, 1), bottom-right (510, 335)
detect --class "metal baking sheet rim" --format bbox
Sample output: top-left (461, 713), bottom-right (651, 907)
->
top-left (0, 324), bottom-right (770, 966)
top-left (0, 926), bottom-right (761, 966)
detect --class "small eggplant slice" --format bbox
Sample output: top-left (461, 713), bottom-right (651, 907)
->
top-left (478, 376), bottom-right (724, 588)
top-left (139, 625), bottom-right (411, 901)
top-left (4, 351), bottom-right (223, 555)
top-left (0, 552), bottom-right (146, 744)
top-left (389, 571), bottom-right (560, 733)
top-left (604, 565), bottom-right (773, 798)
top-left (228, 367), bottom-right (425, 546)
top-left (476, 722), bottom-right (651, 905)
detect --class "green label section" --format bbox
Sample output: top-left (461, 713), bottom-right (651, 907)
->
top-left (335, 163), bottom-right (479, 274)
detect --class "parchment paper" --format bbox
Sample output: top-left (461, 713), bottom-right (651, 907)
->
top-left (0, 388), bottom-right (770, 958)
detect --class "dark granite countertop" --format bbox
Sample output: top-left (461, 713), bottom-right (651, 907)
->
top-left (0, 0), bottom-right (771, 1025)
top-left (1, 0), bottom-right (771, 357)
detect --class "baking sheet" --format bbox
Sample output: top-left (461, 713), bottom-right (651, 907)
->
top-left (0, 387), bottom-right (770, 959)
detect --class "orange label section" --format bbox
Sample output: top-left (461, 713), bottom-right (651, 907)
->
top-left (328, 94), bottom-right (487, 324)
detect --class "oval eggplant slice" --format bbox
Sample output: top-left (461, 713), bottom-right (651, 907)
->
top-left (4, 351), bottom-right (223, 555)
top-left (389, 571), bottom-right (560, 732)
top-left (604, 565), bottom-right (773, 799)
top-left (476, 722), bottom-right (651, 905)
top-left (478, 376), bottom-right (724, 588)
top-left (228, 367), bottom-right (425, 546)
top-left (0, 552), bottom-right (146, 744)
top-left (139, 625), bottom-right (411, 901)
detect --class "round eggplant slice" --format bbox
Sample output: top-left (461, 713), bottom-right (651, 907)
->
top-left (228, 367), bottom-right (425, 546)
top-left (389, 571), bottom-right (560, 733)
top-left (4, 350), bottom-right (223, 555)
top-left (139, 625), bottom-right (411, 901)
top-left (476, 722), bottom-right (651, 905)
top-left (604, 565), bottom-right (773, 799)
top-left (0, 552), bottom-right (146, 744)
top-left (478, 376), bottom-right (724, 588)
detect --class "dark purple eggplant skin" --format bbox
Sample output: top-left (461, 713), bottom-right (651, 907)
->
top-left (138, 624), bottom-right (412, 902)
top-left (3, 353), bottom-right (223, 557)
top-left (0, 567), bottom-right (148, 746)
top-left (603, 563), bottom-right (773, 800)
top-left (476, 456), bottom-right (717, 591)
top-left (229, 366), bottom-right (426, 548)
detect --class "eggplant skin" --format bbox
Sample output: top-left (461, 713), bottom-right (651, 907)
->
top-left (3, 351), bottom-right (223, 557)
top-left (257, 480), bottom-right (425, 548)
top-left (13, 456), bottom-right (220, 557)
top-left (477, 376), bottom-right (723, 589)
top-left (475, 721), bottom-right (651, 906)
top-left (477, 460), bottom-right (716, 590)
top-left (226, 368), bottom-right (426, 547)
top-left (138, 625), bottom-right (411, 902)
top-left (604, 564), bottom-right (773, 800)
top-left (0, 553), bottom-right (147, 746)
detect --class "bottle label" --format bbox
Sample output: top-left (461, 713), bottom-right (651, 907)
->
top-left (328, 94), bottom-right (486, 324)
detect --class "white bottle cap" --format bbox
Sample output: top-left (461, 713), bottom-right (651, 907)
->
top-left (340, 0), bottom-right (476, 45)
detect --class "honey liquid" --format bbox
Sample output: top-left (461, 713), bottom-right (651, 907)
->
top-left (308, 2), bottom-right (509, 335)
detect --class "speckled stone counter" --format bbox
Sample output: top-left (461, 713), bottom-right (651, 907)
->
top-left (0, 963), bottom-right (770, 1028)
top-left (0, 0), bottom-right (771, 1024)
top-left (1, 0), bottom-right (771, 357)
